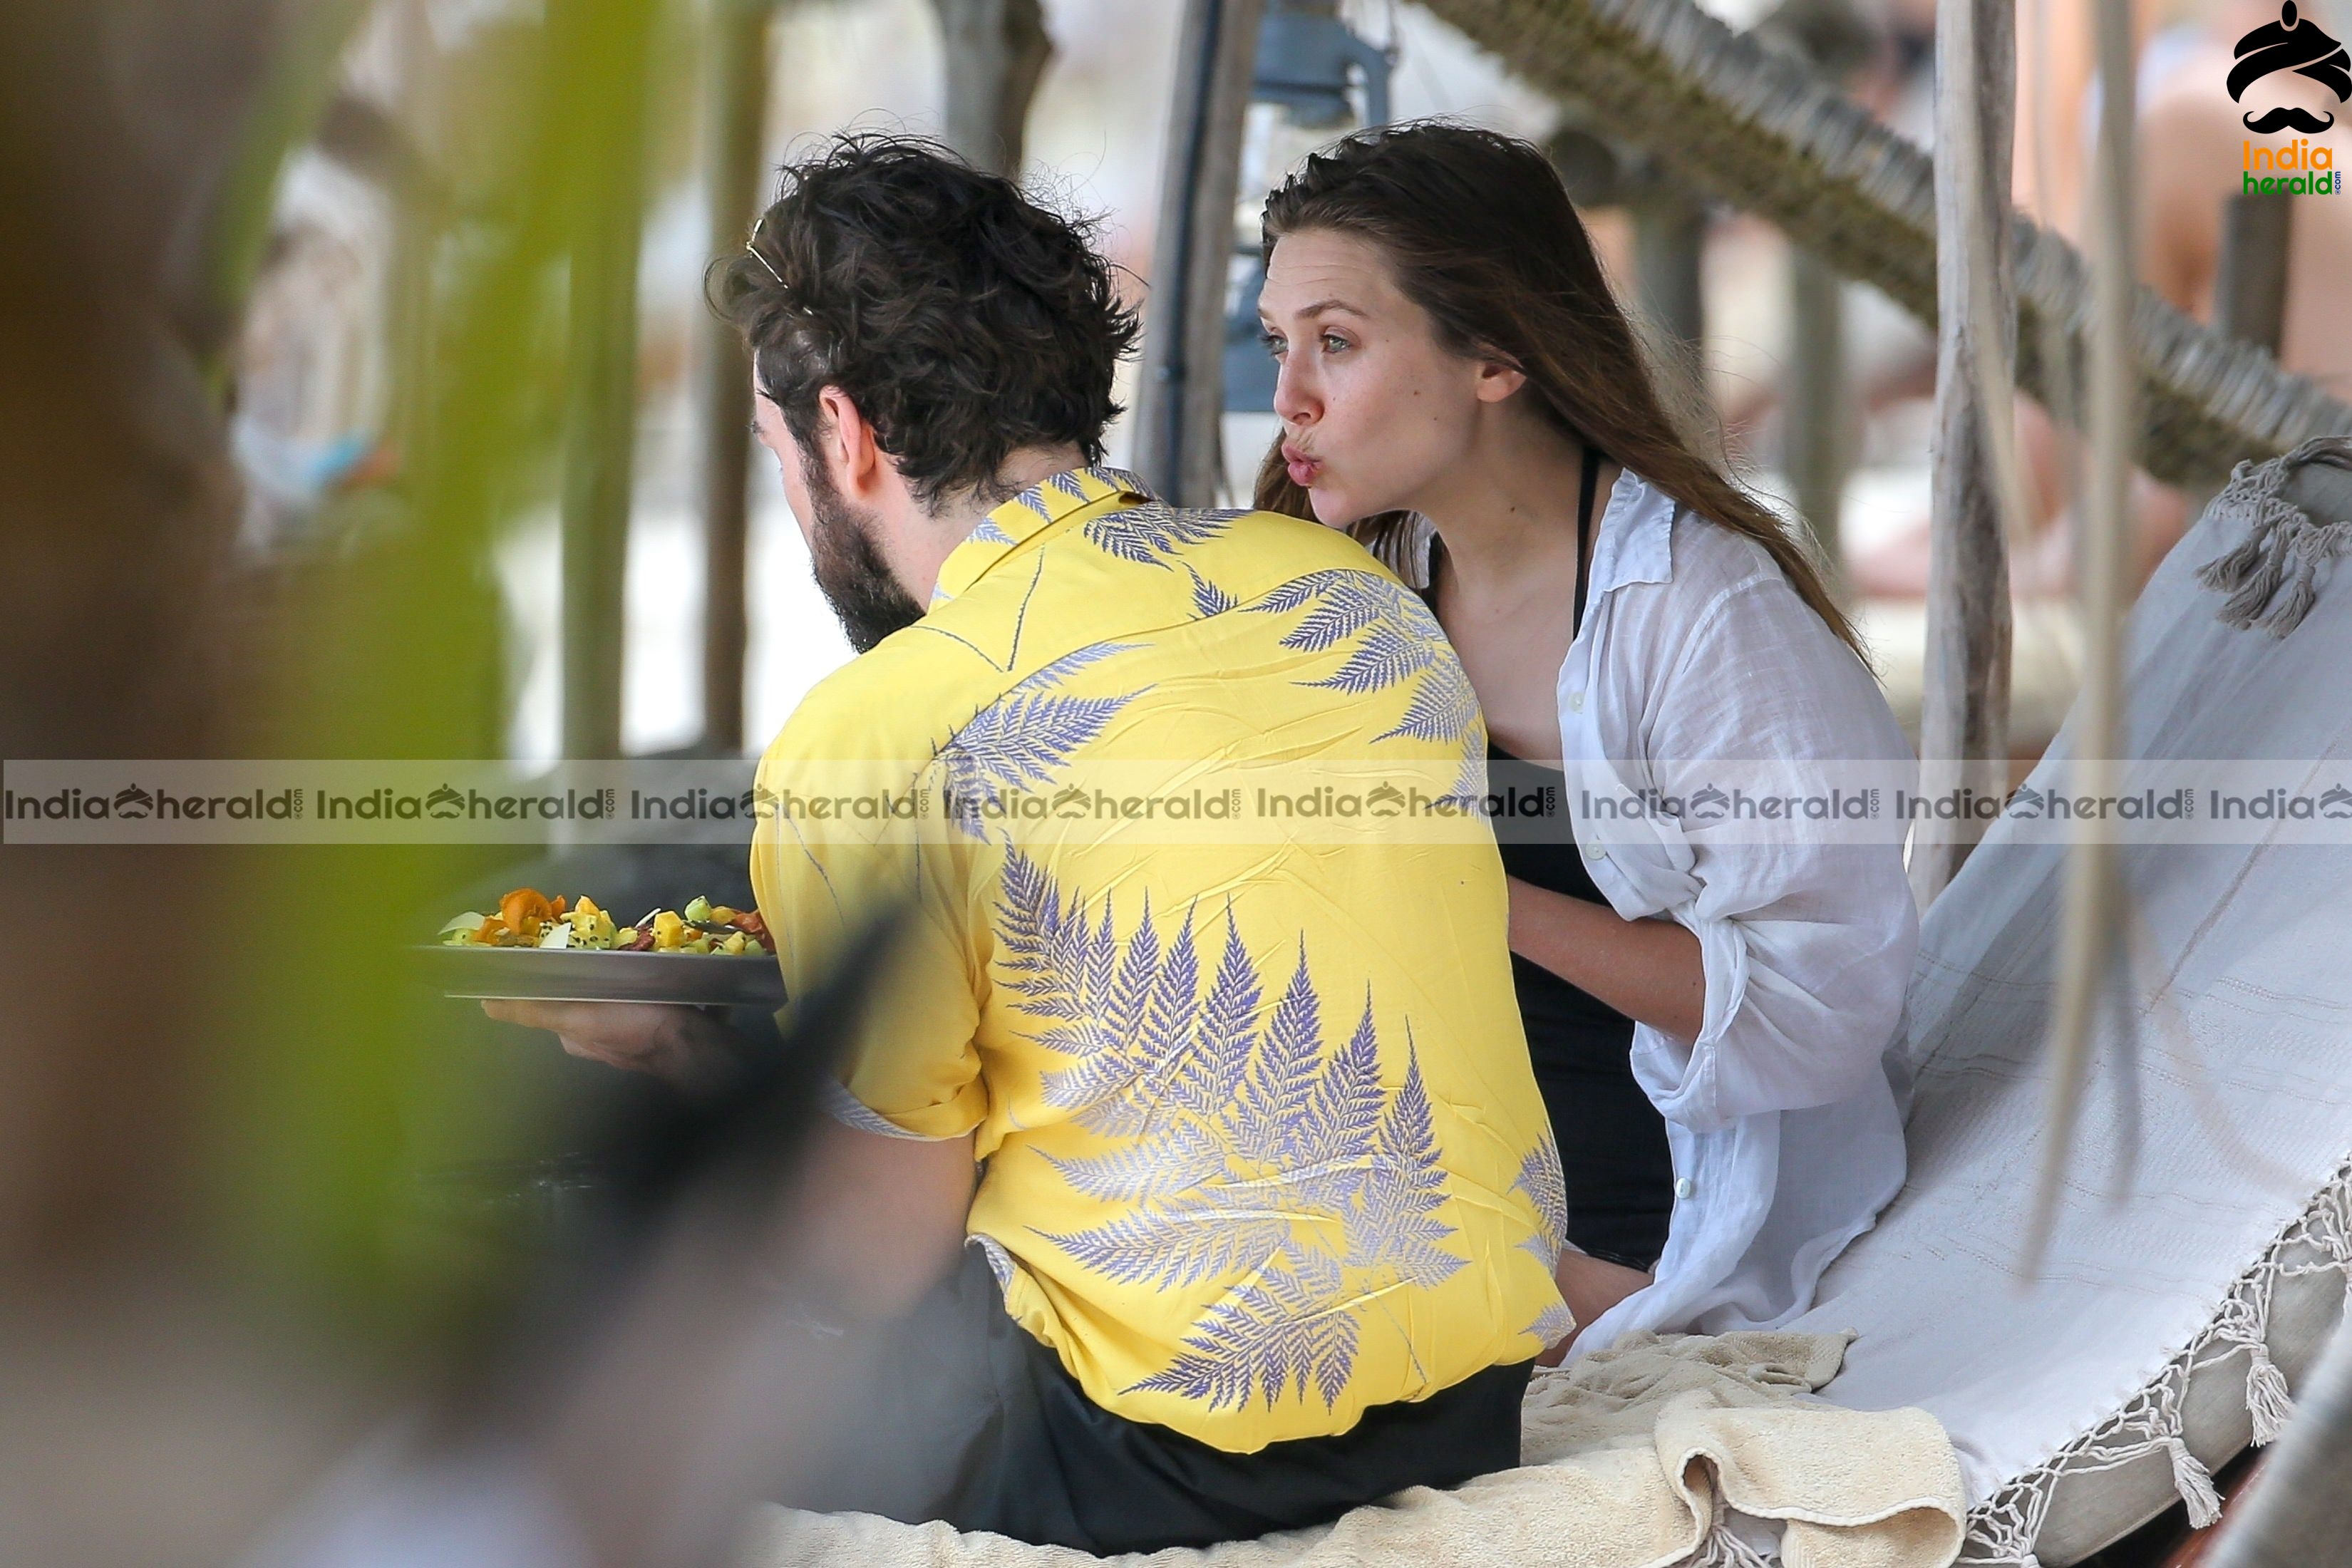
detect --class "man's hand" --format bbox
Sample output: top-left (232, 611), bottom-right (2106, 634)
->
top-left (480, 999), bottom-right (736, 1089)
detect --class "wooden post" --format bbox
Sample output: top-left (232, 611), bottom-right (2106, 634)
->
top-left (1909, 0), bottom-right (2016, 907)
top-left (364, 4), bottom-right (444, 480)
top-left (1136, 0), bottom-right (1266, 507)
top-left (699, 0), bottom-right (775, 756)
top-left (2178, 191), bottom-right (2289, 519)
top-left (2023, 0), bottom-right (2139, 1270)
top-left (928, 0), bottom-right (1053, 177)
top-left (1786, 248), bottom-right (1849, 573)
top-left (1630, 188), bottom-right (1707, 415)
top-left (1763, 0), bottom-right (1874, 579)
top-left (2215, 191), bottom-right (2293, 356)
top-left (558, 0), bottom-right (654, 761)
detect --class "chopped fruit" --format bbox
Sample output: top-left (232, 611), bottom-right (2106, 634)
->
top-left (439, 889), bottom-right (771, 954)
top-left (500, 888), bottom-right (554, 932)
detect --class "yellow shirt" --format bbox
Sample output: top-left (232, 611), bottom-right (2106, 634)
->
top-left (751, 465), bottom-right (1569, 1452)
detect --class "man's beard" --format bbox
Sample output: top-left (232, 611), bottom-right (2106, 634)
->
top-left (800, 455), bottom-right (926, 654)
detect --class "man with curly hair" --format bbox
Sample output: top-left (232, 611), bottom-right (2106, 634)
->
top-left (490, 134), bottom-right (1568, 1552)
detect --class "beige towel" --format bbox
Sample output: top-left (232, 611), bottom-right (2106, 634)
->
top-left (738, 1331), bottom-right (1963, 1568)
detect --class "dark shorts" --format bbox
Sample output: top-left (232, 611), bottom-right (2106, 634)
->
top-left (783, 1244), bottom-right (1533, 1555)
top-left (1533, 1053), bottom-right (1676, 1271)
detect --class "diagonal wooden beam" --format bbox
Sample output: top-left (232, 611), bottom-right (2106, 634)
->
top-left (1420, 0), bottom-right (2352, 486)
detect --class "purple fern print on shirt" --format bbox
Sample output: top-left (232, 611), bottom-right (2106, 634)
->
top-left (1187, 566), bottom-right (1238, 618)
top-left (1346, 1046), bottom-right (1466, 1289)
top-left (1513, 1132), bottom-right (1570, 1269)
top-left (1135, 1244), bottom-right (1361, 1412)
top-left (1247, 569), bottom-right (1487, 803)
top-left (1081, 501), bottom-right (1239, 567)
top-left (932, 641), bottom-right (1143, 838)
top-left (1001, 848), bottom-right (1470, 1411)
top-left (1509, 1133), bottom-right (1577, 1346)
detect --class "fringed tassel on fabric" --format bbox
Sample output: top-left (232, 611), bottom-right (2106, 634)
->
top-left (2207, 1284), bottom-right (2296, 1445)
top-left (2203, 522), bottom-right (2291, 627)
top-left (2244, 1345), bottom-right (2295, 1445)
top-left (2196, 436), bottom-right (2352, 636)
top-left (2164, 1437), bottom-right (2224, 1529)
top-left (1689, 1505), bottom-right (1775, 1568)
top-left (1961, 1160), bottom-right (2352, 1565)
top-left (1956, 1493), bottom-right (2046, 1568)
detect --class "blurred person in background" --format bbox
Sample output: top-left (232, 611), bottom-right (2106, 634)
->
top-left (1255, 123), bottom-right (1919, 1357)
top-left (1850, 0), bottom-right (2351, 599)
top-left (2136, 0), bottom-right (2351, 386)
top-left (485, 133), bottom-right (1575, 1555)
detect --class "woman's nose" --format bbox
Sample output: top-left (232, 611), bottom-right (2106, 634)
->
top-left (1272, 357), bottom-right (1318, 428)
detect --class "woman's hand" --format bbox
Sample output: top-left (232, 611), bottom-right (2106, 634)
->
top-left (480, 999), bottom-right (736, 1090)
top-left (1537, 1249), bottom-right (1654, 1366)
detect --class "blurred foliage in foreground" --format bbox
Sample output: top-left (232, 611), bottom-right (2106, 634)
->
top-left (1, 0), bottom-right (694, 1366)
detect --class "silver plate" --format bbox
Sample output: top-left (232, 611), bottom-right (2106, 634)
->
top-left (413, 945), bottom-right (786, 1007)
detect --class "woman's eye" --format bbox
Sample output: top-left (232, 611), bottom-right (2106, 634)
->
top-left (1259, 331), bottom-right (1286, 358)
top-left (1320, 333), bottom-right (1351, 355)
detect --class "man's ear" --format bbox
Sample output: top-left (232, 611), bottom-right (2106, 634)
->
top-left (1472, 356), bottom-right (1528, 405)
top-left (817, 386), bottom-right (887, 500)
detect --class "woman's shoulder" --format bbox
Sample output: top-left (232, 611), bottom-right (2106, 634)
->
top-left (1612, 470), bottom-right (1806, 624)
top-left (1659, 500), bottom-right (1784, 604)
top-left (1609, 476), bottom-right (1904, 754)
top-left (1616, 473), bottom-right (1882, 681)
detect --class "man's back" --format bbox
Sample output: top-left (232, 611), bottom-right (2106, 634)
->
top-left (753, 466), bottom-right (1567, 1453)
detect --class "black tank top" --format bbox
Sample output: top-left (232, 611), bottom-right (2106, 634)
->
top-left (1428, 448), bottom-right (1675, 1271)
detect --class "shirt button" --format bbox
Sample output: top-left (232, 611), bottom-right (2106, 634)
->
top-left (1673, 1177), bottom-right (1696, 1200)
top-left (1567, 691), bottom-right (1586, 712)
top-left (1582, 843), bottom-right (1606, 861)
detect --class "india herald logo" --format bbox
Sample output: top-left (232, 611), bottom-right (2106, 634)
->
top-left (1683, 783), bottom-right (1731, 823)
top-left (2232, 1), bottom-right (2352, 135)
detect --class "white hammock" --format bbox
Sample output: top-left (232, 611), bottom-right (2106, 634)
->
top-left (1800, 438), bottom-right (2352, 1566)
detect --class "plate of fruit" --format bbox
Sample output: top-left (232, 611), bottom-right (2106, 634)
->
top-left (415, 887), bottom-right (785, 1006)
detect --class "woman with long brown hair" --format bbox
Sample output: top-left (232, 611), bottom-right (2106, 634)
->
top-left (1252, 123), bottom-right (1918, 1355)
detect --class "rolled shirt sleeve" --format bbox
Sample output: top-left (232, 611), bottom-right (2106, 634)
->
top-left (1598, 572), bottom-right (1918, 1134)
top-left (749, 671), bottom-right (988, 1143)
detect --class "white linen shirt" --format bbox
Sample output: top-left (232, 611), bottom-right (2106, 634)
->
top-left (1421, 466), bottom-right (1919, 1352)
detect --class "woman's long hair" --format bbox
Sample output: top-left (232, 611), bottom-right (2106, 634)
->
top-left (1252, 121), bottom-right (1864, 658)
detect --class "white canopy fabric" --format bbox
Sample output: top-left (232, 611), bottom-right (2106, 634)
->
top-left (1798, 439), bottom-right (2352, 1565)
